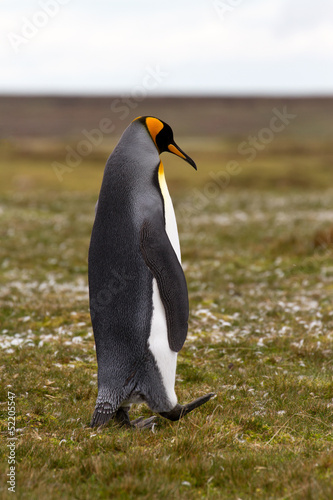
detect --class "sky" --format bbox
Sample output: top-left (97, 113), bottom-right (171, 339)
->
top-left (1, 0), bottom-right (333, 95)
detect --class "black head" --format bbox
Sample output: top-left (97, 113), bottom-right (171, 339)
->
top-left (133, 116), bottom-right (197, 170)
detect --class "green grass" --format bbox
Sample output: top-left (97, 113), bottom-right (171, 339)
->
top-left (0, 132), bottom-right (333, 499)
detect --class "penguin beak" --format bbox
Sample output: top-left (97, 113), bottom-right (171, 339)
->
top-left (167, 142), bottom-right (197, 170)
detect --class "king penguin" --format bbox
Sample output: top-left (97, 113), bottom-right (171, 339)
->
top-left (89, 116), bottom-right (215, 428)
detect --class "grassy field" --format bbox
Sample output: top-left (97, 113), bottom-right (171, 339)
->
top-left (0, 97), bottom-right (333, 499)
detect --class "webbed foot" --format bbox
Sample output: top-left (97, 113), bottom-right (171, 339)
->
top-left (159, 393), bottom-right (216, 421)
top-left (90, 405), bottom-right (156, 429)
top-left (115, 407), bottom-right (156, 429)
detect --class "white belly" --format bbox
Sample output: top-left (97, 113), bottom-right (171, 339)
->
top-left (148, 279), bottom-right (178, 407)
top-left (147, 162), bottom-right (181, 407)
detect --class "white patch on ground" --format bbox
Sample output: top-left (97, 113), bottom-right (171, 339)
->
top-left (1, 191), bottom-right (332, 364)
top-left (0, 323), bottom-right (94, 353)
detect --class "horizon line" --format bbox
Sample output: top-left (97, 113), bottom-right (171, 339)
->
top-left (1, 91), bottom-right (333, 99)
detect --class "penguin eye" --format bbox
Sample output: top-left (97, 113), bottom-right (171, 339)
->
top-left (156, 124), bottom-right (173, 153)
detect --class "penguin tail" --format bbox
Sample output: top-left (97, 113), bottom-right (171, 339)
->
top-left (90, 403), bottom-right (115, 428)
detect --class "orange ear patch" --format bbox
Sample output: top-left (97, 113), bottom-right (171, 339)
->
top-left (146, 117), bottom-right (164, 147)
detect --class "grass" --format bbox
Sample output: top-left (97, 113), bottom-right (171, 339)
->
top-left (0, 101), bottom-right (333, 499)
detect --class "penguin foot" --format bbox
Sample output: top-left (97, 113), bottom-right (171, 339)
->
top-left (159, 392), bottom-right (216, 421)
top-left (131, 416), bottom-right (157, 429)
top-left (90, 405), bottom-right (156, 429)
top-left (115, 408), bottom-right (156, 429)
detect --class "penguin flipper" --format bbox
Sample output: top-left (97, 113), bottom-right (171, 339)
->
top-left (140, 219), bottom-right (189, 352)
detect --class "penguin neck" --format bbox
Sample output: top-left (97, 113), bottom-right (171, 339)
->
top-left (102, 123), bottom-right (164, 221)
top-left (117, 122), bottom-right (160, 178)
top-left (157, 160), bottom-right (182, 262)
top-left (158, 161), bottom-right (165, 190)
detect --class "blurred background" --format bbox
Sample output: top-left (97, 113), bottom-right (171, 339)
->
top-left (1, 0), bottom-right (332, 197)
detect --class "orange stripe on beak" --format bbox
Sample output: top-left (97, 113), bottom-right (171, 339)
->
top-left (168, 144), bottom-right (187, 159)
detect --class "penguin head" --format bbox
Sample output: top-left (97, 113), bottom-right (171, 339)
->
top-left (133, 116), bottom-right (197, 170)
